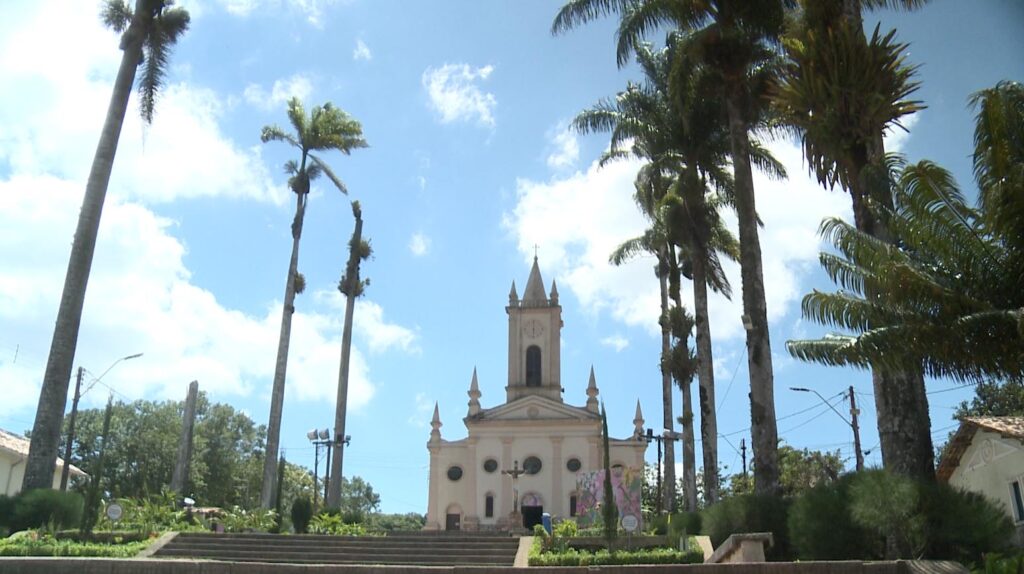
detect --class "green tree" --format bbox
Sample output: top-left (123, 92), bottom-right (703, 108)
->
top-left (259, 98), bottom-right (367, 508)
top-left (600, 403), bottom-right (618, 546)
top-left (24, 0), bottom-right (189, 492)
top-left (955, 380), bottom-right (1024, 418)
top-left (773, 0), bottom-right (934, 480)
top-left (554, 0), bottom-right (788, 495)
top-left (787, 85), bottom-right (1024, 395)
top-left (586, 39), bottom-right (752, 508)
top-left (335, 475), bottom-right (381, 523)
top-left (724, 442), bottom-right (844, 498)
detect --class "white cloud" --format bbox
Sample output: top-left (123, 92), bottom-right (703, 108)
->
top-left (504, 137), bottom-right (853, 342)
top-left (422, 64), bottom-right (497, 128)
top-left (314, 291), bottom-right (421, 355)
top-left (244, 74), bottom-right (314, 111)
top-left (408, 392), bottom-right (434, 428)
top-left (409, 233), bottom-right (431, 257)
top-left (0, 176), bottom-right (376, 417)
top-left (600, 336), bottom-right (630, 352)
top-left (0, 6), bottom-right (280, 206)
top-left (546, 125), bottom-right (580, 171)
top-left (353, 39), bottom-right (372, 61)
top-left (214, 0), bottom-right (346, 26)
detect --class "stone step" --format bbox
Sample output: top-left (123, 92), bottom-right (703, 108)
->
top-left (157, 548), bottom-right (515, 565)
top-left (162, 542), bottom-right (517, 557)
top-left (154, 532), bottom-right (520, 566)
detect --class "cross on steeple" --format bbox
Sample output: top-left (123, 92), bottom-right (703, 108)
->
top-left (533, 244), bottom-right (539, 258)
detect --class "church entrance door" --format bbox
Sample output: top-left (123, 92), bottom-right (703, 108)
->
top-left (521, 505), bottom-right (543, 529)
top-left (445, 513), bottom-right (461, 531)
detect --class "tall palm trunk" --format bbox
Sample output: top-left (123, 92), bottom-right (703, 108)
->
top-left (689, 242), bottom-right (719, 503)
top-left (23, 4), bottom-right (151, 492)
top-left (656, 249), bottom-right (677, 513)
top-left (328, 203), bottom-right (363, 508)
top-left (849, 148), bottom-right (935, 480)
top-left (261, 184), bottom-right (307, 508)
top-left (668, 249), bottom-right (698, 512)
top-left (725, 91), bottom-right (780, 495)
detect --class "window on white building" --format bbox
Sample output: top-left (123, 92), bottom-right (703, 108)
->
top-left (1010, 479), bottom-right (1024, 522)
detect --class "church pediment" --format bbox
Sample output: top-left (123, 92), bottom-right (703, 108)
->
top-left (470, 395), bottom-right (600, 423)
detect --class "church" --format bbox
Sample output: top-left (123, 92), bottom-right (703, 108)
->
top-left (424, 257), bottom-right (648, 531)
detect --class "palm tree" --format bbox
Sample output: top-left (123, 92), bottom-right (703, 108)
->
top-left (555, 0), bottom-right (790, 494)
top-left (23, 0), bottom-right (189, 492)
top-left (789, 82), bottom-right (1024, 386)
top-left (773, 0), bottom-right (935, 478)
top-left (327, 200), bottom-right (372, 508)
top-left (259, 98), bottom-right (367, 508)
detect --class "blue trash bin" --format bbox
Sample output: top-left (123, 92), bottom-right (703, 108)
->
top-left (542, 512), bottom-right (552, 535)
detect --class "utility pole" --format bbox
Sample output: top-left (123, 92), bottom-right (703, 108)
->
top-left (849, 385), bottom-right (864, 472)
top-left (740, 438), bottom-right (747, 478)
top-left (60, 366), bottom-right (84, 491)
top-left (171, 381), bottom-right (199, 495)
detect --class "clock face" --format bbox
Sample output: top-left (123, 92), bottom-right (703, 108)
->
top-left (524, 319), bottom-right (545, 338)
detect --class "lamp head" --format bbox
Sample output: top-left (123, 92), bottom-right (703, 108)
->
top-left (318, 429), bottom-right (330, 440)
top-left (306, 429), bottom-right (318, 441)
top-left (790, 387), bottom-right (810, 393)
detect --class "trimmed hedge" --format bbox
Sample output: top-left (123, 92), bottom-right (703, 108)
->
top-left (8, 489), bottom-right (83, 532)
top-left (529, 534), bottom-right (704, 566)
top-left (788, 474), bottom-right (880, 560)
top-left (0, 535), bottom-right (149, 557)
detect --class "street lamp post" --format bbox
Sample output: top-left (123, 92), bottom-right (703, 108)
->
top-left (307, 430), bottom-right (350, 512)
top-left (643, 428), bottom-right (681, 514)
top-left (61, 352), bottom-right (142, 490)
top-left (790, 386), bottom-right (864, 471)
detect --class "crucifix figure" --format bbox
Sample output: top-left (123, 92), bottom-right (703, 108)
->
top-left (502, 459), bottom-right (527, 513)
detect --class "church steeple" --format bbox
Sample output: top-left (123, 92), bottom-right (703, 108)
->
top-left (522, 256), bottom-right (548, 305)
top-left (430, 402), bottom-right (442, 443)
top-left (467, 368), bottom-right (481, 416)
top-left (586, 366), bottom-right (599, 413)
top-left (633, 400), bottom-right (645, 439)
top-left (506, 256), bottom-right (563, 403)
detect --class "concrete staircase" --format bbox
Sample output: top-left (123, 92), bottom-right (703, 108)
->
top-left (153, 531), bottom-right (521, 566)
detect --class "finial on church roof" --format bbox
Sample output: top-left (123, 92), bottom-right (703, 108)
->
top-left (550, 279), bottom-right (559, 304)
top-left (430, 402), bottom-right (442, 442)
top-left (522, 256), bottom-right (547, 304)
top-left (586, 366), bottom-right (599, 413)
top-left (468, 367), bottom-right (481, 416)
top-left (633, 400), bottom-right (645, 438)
top-left (509, 281), bottom-right (518, 304)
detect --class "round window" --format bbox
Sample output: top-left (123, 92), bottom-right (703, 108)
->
top-left (447, 466), bottom-right (463, 481)
top-left (523, 456), bottom-right (542, 475)
top-left (483, 458), bottom-right (498, 473)
top-left (566, 458), bottom-right (581, 472)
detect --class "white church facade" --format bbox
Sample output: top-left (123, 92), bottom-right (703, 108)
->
top-left (424, 258), bottom-right (648, 531)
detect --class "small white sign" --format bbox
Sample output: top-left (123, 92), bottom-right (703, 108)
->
top-left (620, 514), bottom-right (639, 533)
top-left (105, 502), bottom-right (123, 522)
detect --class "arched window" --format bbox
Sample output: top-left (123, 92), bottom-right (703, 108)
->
top-left (569, 494), bottom-right (578, 517)
top-left (485, 494), bottom-right (494, 518)
top-left (526, 345), bottom-right (542, 387)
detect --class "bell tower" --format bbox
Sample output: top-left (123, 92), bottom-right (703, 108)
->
top-left (506, 257), bottom-right (563, 402)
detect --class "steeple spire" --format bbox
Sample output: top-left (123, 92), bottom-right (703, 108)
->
top-left (586, 366), bottom-right (599, 413)
top-left (509, 281), bottom-right (519, 304)
top-left (522, 256), bottom-right (547, 305)
top-left (467, 367), bottom-right (481, 416)
top-left (633, 400), bottom-right (645, 439)
top-left (430, 402), bottom-right (442, 443)
top-left (549, 279), bottom-right (559, 304)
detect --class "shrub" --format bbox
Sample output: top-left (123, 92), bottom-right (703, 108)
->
top-left (9, 489), bottom-right (84, 532)
top-left (291, 496), bottom-right (313, 534)
top-left (919, 481), bottom-right (1014, 566)
top-left (309, 512), bottom-right (365, 536)
top-left (788, 474), bottom-right (881, 560)
top-left (220, 506), bottom-right (278, 533)
top-left (0, 495), bottom-right (15, 532)
top-left (528, 534), bottom-right (705, 567)
top-left (0, 532), bottom-right (149, 557)
top-left (701, 493), bottom-right (791, 560)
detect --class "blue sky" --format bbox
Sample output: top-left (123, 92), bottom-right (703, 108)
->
top-left (0, 0), bottom-right (1021, 514)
